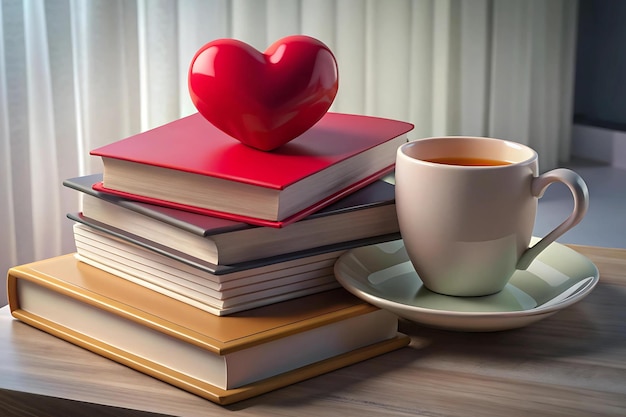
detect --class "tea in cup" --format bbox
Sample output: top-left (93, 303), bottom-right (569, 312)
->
top-left (395, 136), bottom-right (589, 297)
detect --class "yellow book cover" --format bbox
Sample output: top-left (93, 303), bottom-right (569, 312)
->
top-left (7, 254), bottom-right (409, 405)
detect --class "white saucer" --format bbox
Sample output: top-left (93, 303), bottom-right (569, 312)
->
top-left (334, 238), bottom-right (599, 332)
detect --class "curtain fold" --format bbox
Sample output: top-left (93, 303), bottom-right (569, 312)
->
top-left (0, 0), bottom-right (579, 305)
top-left (23, 0), bottom-right (62, 261)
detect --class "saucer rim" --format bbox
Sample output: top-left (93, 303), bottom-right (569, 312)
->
top-left (334, 239), bottom-right (599, 323)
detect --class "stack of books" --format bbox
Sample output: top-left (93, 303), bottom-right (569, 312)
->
top-left (7, 111), bottom-right (414, 405)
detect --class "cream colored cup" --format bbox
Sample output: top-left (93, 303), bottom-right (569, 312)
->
top-left (395, 137), bottom-right (589, 297)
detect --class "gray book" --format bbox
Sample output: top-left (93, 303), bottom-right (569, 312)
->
top-left (64, 174), bottom-right (400, 274)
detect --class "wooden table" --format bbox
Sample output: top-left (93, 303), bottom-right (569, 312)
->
top-left (1, 244), bottom-right (625, 417)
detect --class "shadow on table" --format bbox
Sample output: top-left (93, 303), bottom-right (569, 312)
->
top-left (229, 282), bottom-right (625, 410)
top-left (398, 282), bottom-right (626, 360)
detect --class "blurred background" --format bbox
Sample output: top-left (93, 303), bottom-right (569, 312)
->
top-left (1, 0), bottom-right (624, 306)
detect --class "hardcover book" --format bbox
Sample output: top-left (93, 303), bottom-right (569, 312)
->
top-left (67, 212), bottom-right (400, 275)
top-left (7, 255), bottom-right (409, 405)
top-left (90, 112), bottom-right (413, 227)
top-left (65, 173), bottom-right (400, 265)
top-left (72, 223), bottom-right (344, 316)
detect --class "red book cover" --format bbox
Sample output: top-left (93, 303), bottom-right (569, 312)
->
top-left (91, 112), bottom-right (413, 227)
top-left (91, 171), bottom-right (390, 228)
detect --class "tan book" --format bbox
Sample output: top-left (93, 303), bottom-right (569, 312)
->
top-left (7, 255), bottom-right (409, 405)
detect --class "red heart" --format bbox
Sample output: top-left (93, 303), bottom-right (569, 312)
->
top-left (188, 35), bottom-right (339, 151)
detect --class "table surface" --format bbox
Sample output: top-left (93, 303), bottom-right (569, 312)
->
top-left (1, 244), bottom-right (625, 417)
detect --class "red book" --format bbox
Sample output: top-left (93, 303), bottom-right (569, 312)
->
top-left (91, 112), bottom-right (413, 227)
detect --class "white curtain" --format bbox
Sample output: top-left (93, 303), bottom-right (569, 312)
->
top-left (0, 0), bottom-right (578, 306)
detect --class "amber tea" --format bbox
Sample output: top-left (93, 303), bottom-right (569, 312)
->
top-left (424, 156), bottom-right (512, 166)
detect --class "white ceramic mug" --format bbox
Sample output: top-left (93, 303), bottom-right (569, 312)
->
top-left (395, 136), bottom-right (589, 297)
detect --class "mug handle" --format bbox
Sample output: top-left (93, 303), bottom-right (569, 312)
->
top-left (516, 168), bottom-right (589, 270)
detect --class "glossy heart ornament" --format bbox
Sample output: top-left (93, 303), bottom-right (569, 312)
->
top-left (188, 35), bottom-right (339, 151)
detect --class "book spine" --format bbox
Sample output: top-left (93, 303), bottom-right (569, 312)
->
top-left (9, 307), bottom-right (231, 404)
top-left (7, 266), bottom-right (221, 353)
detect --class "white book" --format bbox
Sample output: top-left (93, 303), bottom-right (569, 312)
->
top-left (73, 223), bottom-right (343, 315)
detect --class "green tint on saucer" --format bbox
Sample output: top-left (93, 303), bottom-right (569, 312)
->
top-left (334, 238), bottom-right (599, 332)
